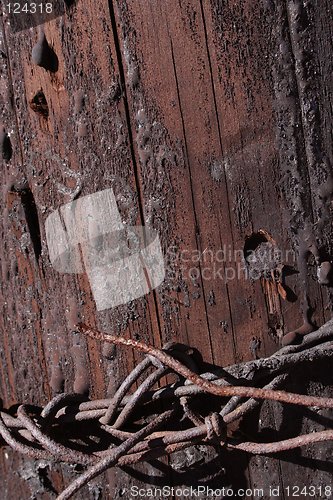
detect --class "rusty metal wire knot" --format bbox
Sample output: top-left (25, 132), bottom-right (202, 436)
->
top-left (1, 319), bottom-right (333, 499)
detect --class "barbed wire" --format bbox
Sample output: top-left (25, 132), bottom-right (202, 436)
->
top-left (1, 319), bottom-right (333, 499)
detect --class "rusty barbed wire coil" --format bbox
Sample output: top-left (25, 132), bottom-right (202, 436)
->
top-left (0, 319), bottom-right (333, 499)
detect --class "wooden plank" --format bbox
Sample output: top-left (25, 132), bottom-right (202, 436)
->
top-left (0, 0), bottom-right (333, 497)
top-left (0, 0), bottom-right (162, 496)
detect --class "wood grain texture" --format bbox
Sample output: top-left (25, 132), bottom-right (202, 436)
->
top-left (1, 0), bottom-right (333, 498)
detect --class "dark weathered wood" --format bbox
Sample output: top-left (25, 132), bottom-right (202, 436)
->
top-left (1, 0), bottom-right (333, 498)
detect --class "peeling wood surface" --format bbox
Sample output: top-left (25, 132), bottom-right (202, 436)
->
top-left (1, 0), bottom-right (333, 498)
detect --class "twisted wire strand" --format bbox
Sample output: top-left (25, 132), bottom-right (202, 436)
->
top-left (79, 324), bottom-right (333, 409)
